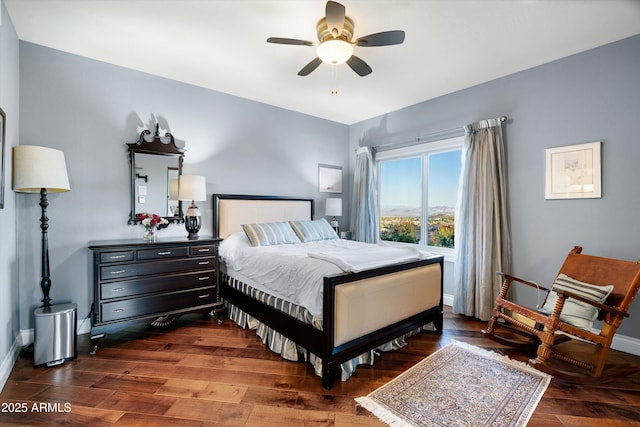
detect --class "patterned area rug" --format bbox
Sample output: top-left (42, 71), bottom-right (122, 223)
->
top-left (356, 341), bottom-right (551, 427)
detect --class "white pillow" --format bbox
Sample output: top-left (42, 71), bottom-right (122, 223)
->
top-left (540, 273), bottom-right (614, 329)
top-left (218, 231), bottom-right (252, 267)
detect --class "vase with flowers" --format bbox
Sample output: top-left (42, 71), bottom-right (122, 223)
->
top-left (136, 212), bottom-right (169, 241)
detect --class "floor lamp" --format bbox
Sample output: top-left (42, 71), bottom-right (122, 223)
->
top-left (13, 145), bottom-right (70, 307)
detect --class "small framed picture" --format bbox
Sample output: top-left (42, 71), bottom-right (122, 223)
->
top-left (318, 164), bottom-right (342, 193)
top-left (545, 141), bottom-right (601, 199)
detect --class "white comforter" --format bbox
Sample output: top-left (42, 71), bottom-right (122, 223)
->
top-left (219, 232), bottom-right (431, 319)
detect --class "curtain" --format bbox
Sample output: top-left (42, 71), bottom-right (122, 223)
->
top-left (350, 146), bottom-right (379, 243)
top-left (453, 118), bottom-right (510, 321)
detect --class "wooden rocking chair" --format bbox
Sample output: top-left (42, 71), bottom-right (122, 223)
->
top-left (483, 246), bottom-right (640, 383)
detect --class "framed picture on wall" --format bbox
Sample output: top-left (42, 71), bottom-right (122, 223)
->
top-left (318, 164), bottom-right (342, 193)
top-left (0, 108), bottom-right (5, 209)
top-left (545, 141), bottom-right (601, 199)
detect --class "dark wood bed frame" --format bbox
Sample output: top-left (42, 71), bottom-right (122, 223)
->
top-left (213, 194), bottom-right (444, 389)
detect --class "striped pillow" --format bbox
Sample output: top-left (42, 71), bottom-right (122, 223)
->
top-left (540, 273), bottom-right (614, 329)
top-left (241, 222), bottom-right (301, 247)
top-left (289, 219), bottom-right (338, 242)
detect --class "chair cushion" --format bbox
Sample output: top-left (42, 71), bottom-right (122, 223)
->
top-left (540, 273), bottom-right (614, 329)
top-left (241, 222), bottom-right (301, 247)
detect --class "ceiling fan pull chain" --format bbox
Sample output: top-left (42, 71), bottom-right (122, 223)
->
top-left (331, 65), bottom-right (339, 95)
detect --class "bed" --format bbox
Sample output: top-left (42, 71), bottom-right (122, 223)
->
top-left (213, 193), bottom-right (444, 389)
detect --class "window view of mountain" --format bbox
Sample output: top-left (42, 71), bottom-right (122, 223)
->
top-left (380, 206), bottom-right (455, 247)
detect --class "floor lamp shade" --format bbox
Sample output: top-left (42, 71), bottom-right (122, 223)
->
top-left (13, 145), bottom-right (70, 193)
top-left (12, 145), bottom-right (70, 308)
top-left (178, 175), bottom-right (206, 240)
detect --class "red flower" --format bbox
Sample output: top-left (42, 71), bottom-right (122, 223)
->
top-left (136, 212), bottom-right (168, 228)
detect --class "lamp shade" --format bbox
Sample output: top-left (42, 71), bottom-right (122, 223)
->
top-left (325, 198), bottom-right (342, 217)
top-left (13, 145), bottom-right (70, 193)
top-left (178, 175), bottom-right (206, 201)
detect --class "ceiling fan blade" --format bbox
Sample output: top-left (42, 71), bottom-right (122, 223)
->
top-left (346, 55), bottom-right (372, 77)
top-left (298, 57), bottom-right (322, 76)
top-left (356, 30), bottom-right (405, 47)
top-left (267, 37), bottom-right (314, 46)
top-left (325, 1), bottom-right (345, 37)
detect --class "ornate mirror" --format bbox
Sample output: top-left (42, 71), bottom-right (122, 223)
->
top-left (127, 124), bottom-right (184, 225)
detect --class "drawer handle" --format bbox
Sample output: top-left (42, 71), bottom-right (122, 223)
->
top-left (198, 294), bottom-right (210, 299)
top-left (109, 255), bottom-right (127, 260)
top-left (198, 261), bottom-right (210, 265)
top-left (197, 248), bottom-right (210, 252)
top-left (112, 309), bottom-right (124, 313)
top-left (198, 276), bottom-right (210, 281)
top-left (113, 287), bottom-right (125, 292)
top-left (157, 251), bottom-right (172, 256)
top-left (110, 269), bottom-right (126, 275)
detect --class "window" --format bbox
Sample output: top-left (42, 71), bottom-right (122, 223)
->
top-left (378, 136), bottom-right (463, 255)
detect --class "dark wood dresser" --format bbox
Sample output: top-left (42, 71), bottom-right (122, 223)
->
top-left (88, 236), bottom-right (222, 354)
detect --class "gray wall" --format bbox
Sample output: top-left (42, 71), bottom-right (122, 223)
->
top-left (17, 41), bottom-right (349, 331)
top-left (349, 34), bottom-right (640, 337)
top-left (0, 0), bottom-right (20, 386)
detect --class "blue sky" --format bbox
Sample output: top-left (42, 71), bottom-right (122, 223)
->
top-left (380, 150), bottom-right (461, 209)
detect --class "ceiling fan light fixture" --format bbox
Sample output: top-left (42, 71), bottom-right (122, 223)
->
top-left (317, 39), bottom-right (353, 65)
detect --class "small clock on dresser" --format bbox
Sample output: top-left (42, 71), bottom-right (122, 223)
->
top-left (88, 236), bottom-right (223, 354)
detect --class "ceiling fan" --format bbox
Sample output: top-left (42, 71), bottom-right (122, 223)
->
top-left (267, 1), bottom-right (405, 77)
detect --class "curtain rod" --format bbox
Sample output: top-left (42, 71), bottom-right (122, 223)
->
top-left (369, 116), bottom-right (507, 153)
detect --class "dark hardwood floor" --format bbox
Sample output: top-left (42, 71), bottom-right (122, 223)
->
top-left (1, 307), bottom-right (639, 426)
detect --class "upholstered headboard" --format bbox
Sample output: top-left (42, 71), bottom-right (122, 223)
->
top-left (213, 194), bottom-right (313, 239)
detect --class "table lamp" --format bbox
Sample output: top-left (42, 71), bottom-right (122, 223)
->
top-left (178, 175), bottom-right (206, 240)
top-left (325, 197), bottom-right (342, 234)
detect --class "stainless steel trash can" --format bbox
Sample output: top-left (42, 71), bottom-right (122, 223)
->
top-left (34, 303), bottom-right (77, 367)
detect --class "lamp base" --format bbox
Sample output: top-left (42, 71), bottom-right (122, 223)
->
top-left (39, 188), bottom-right (53, 307)
top-left (184, 202), bottom-right (202, 240)
top-left (330, 218), bottom-right (340, 235)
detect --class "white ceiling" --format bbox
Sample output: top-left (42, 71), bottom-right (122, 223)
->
top-left (5, 0), bottom-right (640, 125)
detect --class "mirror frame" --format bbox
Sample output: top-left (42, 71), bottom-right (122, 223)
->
top-left (127, 124), bottom-right (185, 225)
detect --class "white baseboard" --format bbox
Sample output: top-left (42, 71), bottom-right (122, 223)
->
top-left (606, 330), bottom-right (640, 356)
top-left (20, 328), bottom-right (33, 346)
top-left (443, 293), bottom-right (454, 307)
top-left (77, 318), bottom-right (91, 335)
top-left (443, 293), bottom-right (640, 356)
top-left (0, 334), bottom-right (25, 392)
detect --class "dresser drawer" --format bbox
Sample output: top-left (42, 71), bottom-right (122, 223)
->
top-left (100, 288), bottom-right (216, 322)
top-left (100, 256), bottom-right (215, 280)
top-left (100, 251), bottom-right (134, 264)
top-left (138, 246), bottom-right (189, 260)
top-left (191, 245), bottom-right (217, 256)
top-left (101, 271), bottom-right (215, 300)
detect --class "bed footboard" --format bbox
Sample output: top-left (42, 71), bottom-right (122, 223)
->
top-left (332, 262), bottom-right (442, 347)
top-left (321, 256), bottom-right (444, 388)
top-left (219, 256), bottom-right (444, 389)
